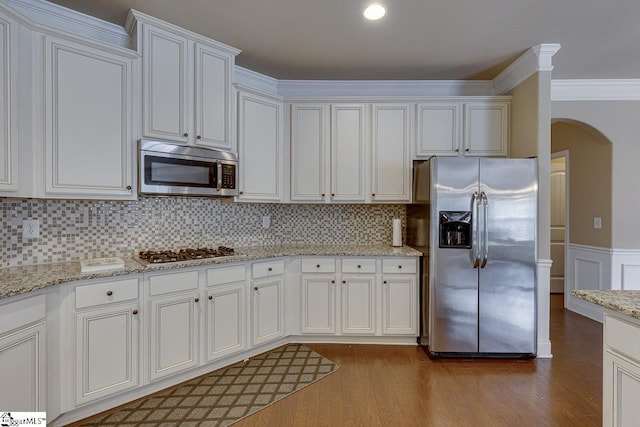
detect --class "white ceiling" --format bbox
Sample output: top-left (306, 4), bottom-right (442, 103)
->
top-left (47, 0), bottom-right (640, 81)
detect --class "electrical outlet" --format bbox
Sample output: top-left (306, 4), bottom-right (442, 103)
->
top-left (594, 217), bottom-right (602, 229)
top-left (23, 219), bottom-right (40, 239)
top-left (262, 215), bottom-right (271, 229)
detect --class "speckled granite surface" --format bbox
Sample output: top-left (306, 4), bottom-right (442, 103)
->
top-left (0, 244), bottom-right (422, 300)
top-left (572, 290), bottom-right (640, 320)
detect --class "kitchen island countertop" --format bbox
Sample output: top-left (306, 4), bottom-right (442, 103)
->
top-left (572, 289), bottom-right (640, 320)
top-left (0, 244), bottom-right (422, 300)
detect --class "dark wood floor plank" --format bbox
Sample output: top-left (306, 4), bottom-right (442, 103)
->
top-left (235, 295), bottom-right (602, 427)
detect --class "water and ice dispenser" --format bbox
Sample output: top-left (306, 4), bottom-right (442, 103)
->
top-left (439, 211), bottom-right (472, 248)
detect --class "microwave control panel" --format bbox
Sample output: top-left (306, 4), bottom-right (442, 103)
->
top-left (221, 164), bottom-right (236, 189)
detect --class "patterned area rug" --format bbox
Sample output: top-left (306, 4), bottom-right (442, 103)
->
top-left (72, 344), bottom-right (338, 427)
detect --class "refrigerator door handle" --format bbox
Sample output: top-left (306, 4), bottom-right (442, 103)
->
top-left (470, 192), bottom-right (481, 268)
top-left (480, 191), bottom-right (489, 268)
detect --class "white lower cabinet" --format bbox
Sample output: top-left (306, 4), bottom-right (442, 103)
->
top-left (147, 270), bottom-right (200, 381)
top-left (299, 257), bottom-right (418, 338)
top-left (603, 314), bottom-right (640, 427)
top-left (0, 294), bottom-right (46, 411)
top-left (381, 275), bottom-right (417, 335)
top-left (73, 277), bottom-right (140, 405)
top-left (340, 275), bottom-right (376, 335)
top-left (251, 260), bottom-right (285, 346)
top-left (205, 265), bottom-right (247, 361)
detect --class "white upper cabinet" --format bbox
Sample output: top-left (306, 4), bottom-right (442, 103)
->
top-left (290, 103), bottom-right (367, 203)
top-left (463, 101), bottom-right (509, 156)
top-left (132, 11), bottom-right (239, 151)
top-left (331, 104), bottom-right (367, 202)
top-left (415, 99), bottom-right (510, 157)
top-left (290, 104), bottom-right (328, 202)
top-left (371, 103), bottom-right (412, 202)
top-left (236, 86), bottom-right (284, 202)
top-left (141, 24), bottom-right (188, 143)
top-left (39, 34), bottom-right (137, 199)
top-left (0, 8), bottom-right (18, 195)
top-left (415, 101), bottom-right (462, 156)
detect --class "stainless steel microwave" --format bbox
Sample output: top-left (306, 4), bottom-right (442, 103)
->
top-left (138, 139), bottom-right (238, 197)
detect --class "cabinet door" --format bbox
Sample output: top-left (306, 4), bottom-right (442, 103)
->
top-left (206, 283), bottom-right (246, 361)
top-left (149, 292), bottom-right (200, 380)
top-left (251, 277), bottom-right (284, 346)
top-left (340, 276), bottom-right (375, 335)
top-left (331, 104), bottom-right (367, 202)
top-left (0, 322), bottom-right (46, 411)
top-left (463, 102), bottom-right (509, 156)
top-left (237, 89), bottom-right (283, 201)
top-left (290, 104), bottom-right (328, 202)
top-left (142, 24), bottom-right (189, 142)
top-left (371, 104), bottom-right (411, 202)
top-left (603, 350), bottom-right (640, 427)
top-left (301, 275), bottom-right (336, 334)
top-left (415, 102), bottom-right (461, 157)
top-left (194, 43), bottom-right (234, 150)
top-left (75, 304), bottom-right (139, 404)
top-left (43, 36), bottom-right (135, 198)
top-left (382, 275), bottom-right (417, 335)
top-left (0, 12), bottom-right (18, 194)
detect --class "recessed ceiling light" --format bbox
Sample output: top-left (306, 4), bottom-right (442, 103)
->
top-left (363, 4), bottom-right (386, 20)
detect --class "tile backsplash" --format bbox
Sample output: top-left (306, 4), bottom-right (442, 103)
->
top-left (0, 197), bottom-right (406, 267)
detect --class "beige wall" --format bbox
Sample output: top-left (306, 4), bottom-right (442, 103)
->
top-left (551, 122), bottom-right (612, 248)
top-left (552, 101), bottom-right (640, 249)
top-left (509, 72), bottom-right (552, 259)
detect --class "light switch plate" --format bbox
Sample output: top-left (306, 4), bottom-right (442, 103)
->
top-left (594, 217), bottom-right (602, 229)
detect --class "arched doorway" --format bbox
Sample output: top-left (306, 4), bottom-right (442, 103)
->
top-left (550, 119), bottom-right (612, 320)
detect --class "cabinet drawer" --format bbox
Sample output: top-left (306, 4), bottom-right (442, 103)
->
top-left (301, 258), bottom-right (336, 273)
top-left (341, 259), bottom-right (376, 274)
top-left (207, 264), bottom-right (246, 286)
top-left (75, 278), bottom-right (139, 309)
top-left (605, 315), bottom-right (640, 361)
top-left (252, 260), bottom-right (284, 279)
top-left (148, 271), bottom-right (199, 297)
top-left (382, 258), bottom-right (417, 274)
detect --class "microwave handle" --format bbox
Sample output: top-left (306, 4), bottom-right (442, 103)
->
top-left (216, 161), bottom-right (222, 191)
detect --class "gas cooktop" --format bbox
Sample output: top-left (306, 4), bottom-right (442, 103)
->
top-left (136, 246), bottom-right (238, 264)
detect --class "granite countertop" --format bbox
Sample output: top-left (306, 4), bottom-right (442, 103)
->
top-left (0, 244), bottom-right (422, 300)
top-left (572, 289), bottom-right (640, 320)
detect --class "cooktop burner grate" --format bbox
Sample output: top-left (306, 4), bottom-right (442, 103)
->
top-left (138, 246), bottom-right (236, 264)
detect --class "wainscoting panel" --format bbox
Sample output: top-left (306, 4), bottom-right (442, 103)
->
top-left (565, 244), bottom-right (612, 322)
top-left (612, 249), bottom-right (640, 291)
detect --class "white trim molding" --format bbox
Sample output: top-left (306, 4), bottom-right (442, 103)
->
top-left (276, 79), bottom-right (495, 98)
top-left (234, 66), bottom-right (279, 95)
top-left (564, 244), bottom-right (640, 322)
top-left (5, 0), bottom-right (132, 49)
top-left (493, 44), bottom-right (561, 95)
top-left (551, 79), bottom-right (640, 101)
top-left (611, 248), bottom-right (640, 290)
top-left (537, 259), bottom-right (553, 358)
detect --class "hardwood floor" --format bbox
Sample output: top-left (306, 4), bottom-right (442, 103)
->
top-left (235, 295), bottom-right (603, 427)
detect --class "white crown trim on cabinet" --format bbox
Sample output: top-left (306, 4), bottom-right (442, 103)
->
top-left (234, 66), bottom-right (279, 95)
top-left (5, 0), bottom-right (132, 48)
top-left (551, 79), bottom-right (640, 101)
top-left (493, 43), bottom-right (561, 95)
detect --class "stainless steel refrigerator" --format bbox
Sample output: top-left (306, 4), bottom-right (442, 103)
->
top-left (407, 157), bottom-right (537, 358)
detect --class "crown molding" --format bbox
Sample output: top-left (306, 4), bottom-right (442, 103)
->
top-left (127, 9), bottom-right (240, 56)
top-left (551, 79), bottom-right (640, 101)
top-left (276, 79), bottom-right (496, 98)
top-left (5, 0), bottom-right (132, 48)
top-left (493, 43), bottom-right (561, 95)
top-left (234, 66), bottom-right (279, 95)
